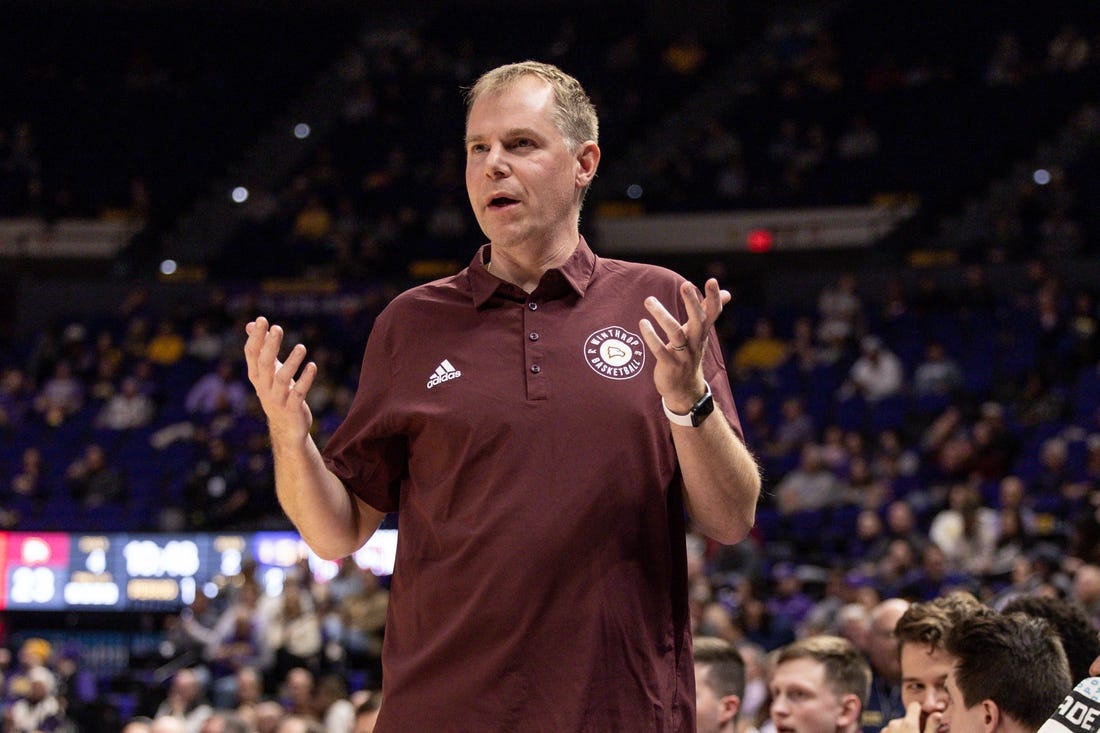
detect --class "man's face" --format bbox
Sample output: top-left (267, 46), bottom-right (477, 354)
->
top-left (867, 601), bottom-right (908, 681)
top-left (770, 658), bottom-right (852, 733)
top-left (942, 669), bottom-right (984, 733)
top-left (464, 75), bottom-right (595, 253)
top-left (695, 663), bottom-right (734, 733)
top-left (900, 643), bottom-right (952, 733)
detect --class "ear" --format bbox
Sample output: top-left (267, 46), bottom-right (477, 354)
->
top-left (837, 694), bottom-right (862, 730)
top-left (719, 694), bottom-right (742, 725)
top-left (575, 141), bottom-right (600, 187)
top-left (980, 699), bottom-right (1001, 733)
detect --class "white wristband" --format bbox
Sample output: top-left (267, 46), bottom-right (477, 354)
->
top-left (662, 396), bottom-right (696, 427)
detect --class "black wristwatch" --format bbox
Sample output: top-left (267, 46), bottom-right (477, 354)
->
top-left (662, 384), bottom-right (715, 427)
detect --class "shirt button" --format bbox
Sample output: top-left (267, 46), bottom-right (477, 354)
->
top-left (529, 332), bottom-right (540, 341)
top-left (530, 364), bottom-right (541, 374)
top-left (528, 302), bottom-right (538, 311)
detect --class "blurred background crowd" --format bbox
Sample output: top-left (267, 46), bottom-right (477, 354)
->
top-left (3, 0), bottom-right (1100, 731)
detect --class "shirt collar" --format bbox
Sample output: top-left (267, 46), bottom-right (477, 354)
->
top-left (467, 236), bottom-right (597, 307)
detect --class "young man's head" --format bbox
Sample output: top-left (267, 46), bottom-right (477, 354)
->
top-left (770, 635), bottom-right (872, 733)
top-left (894, 592), bottom-right (990, 733)
top-left (943, 613), bottom-right (1071, 733)
top-left (1001, 594), bottom-right (1100, 682)
top-left (694, 636), bottom-right (746, 733)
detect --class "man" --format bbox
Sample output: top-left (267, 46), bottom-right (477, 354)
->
top-left (244, 60), bottom-right (760, 731)
top-left (891, 592), bottom-right (990, 733)
top-left (1002, 594), bottom-right (1100, 682)
top-left (695, 636), bottom-right (747, 733)
top-left (942, 613), bottom-right (1071, 733)
top-left (1037, 635), bottom-right (1100, 733)
top-left (863, 598), bottom-right (911, 732)
top-left (770, 635), bottom-right (871, 733)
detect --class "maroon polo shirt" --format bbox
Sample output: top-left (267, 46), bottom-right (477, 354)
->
top-left (323, 237), bottom-right (742, 733)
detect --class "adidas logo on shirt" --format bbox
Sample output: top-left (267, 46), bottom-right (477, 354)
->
top-left (427, 359), bottom-right (462, 389)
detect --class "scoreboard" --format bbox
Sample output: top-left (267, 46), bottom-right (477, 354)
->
top-left (0, 529), bottom-right (398, 612)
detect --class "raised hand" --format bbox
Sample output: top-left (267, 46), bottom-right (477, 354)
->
top-left (639, 278), bottom-right (731, 412)
top-left (243, 316), bottom-right (318, 444)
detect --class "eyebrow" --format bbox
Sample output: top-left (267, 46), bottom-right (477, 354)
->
top-left (465, 127), bottom-right (543, 146)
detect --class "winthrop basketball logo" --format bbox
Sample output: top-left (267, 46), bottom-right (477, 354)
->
top-left (585, 326), bottom-right (645, 380)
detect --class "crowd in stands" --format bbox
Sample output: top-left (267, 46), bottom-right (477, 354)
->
top-left (2, 247), bottom-right (1100, 727)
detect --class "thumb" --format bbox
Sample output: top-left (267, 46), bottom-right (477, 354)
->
top-left (924, 710), bottom-right (944, 733)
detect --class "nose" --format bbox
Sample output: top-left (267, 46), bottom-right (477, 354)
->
top-left (484, 143), bottom-right (508, 179)
top-left (921, 688), bottom-right (947, 713)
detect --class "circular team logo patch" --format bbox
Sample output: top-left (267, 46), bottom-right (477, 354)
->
top-left (584, 326), bottom-right (646, 380)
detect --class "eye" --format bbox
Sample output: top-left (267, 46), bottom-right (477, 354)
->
top-left (468, 143), bottom-right (488, 155)
top-left (512, 138), bottom-right (534, 149)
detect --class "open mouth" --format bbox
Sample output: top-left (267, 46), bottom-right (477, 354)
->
top-left (489, 196), bottom-right (519, 209)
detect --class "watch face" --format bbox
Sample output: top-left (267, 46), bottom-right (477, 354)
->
top-left (691, 390), bottom-right (715, 427)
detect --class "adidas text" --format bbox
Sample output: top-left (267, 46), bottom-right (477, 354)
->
top-left (427, 359), bottom-right (462, 389)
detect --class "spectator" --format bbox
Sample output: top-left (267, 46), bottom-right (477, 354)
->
top-left (153, 667), bottom-right (213, 733)
top-left (231, 665), bottom-right (268, 724)
top-left (731, 317), bottom-right (789, 379)
top-left (890, 592), bottom-right (991, 733)
top-left (276, 667), bottom-right (316, 720)
top-left (769, 635), bottom-right (871, 733)
top-left (844, 336), bottom-right (905, 403)
top-left (185, 437), bottom-right (249, 529)
top-left (185, 360), bottom-right (248, 417)
top-left (0, 366), bottom-right (32, 433)
top-left (66, 443), bottom-right (128, 508)
top-left (334, 569), bottom-right (388, 688)
top-left (767, 395), bottom-right (816, 461)
top-left (1071, 564), bottom-right (1100, 628)
top-left (265, 583), bottom-right (323, 683)
top-left (912, 342), bottom-right (963, 401)
top-left (942, 613), bottom-right (1071, 733)
top-left (817, 272), bottom-right (864, 347)
top-left (1001, 594), bottom-right (1100, 682)
top-left (863, 598), bottom-right (910, 733)
top-left (147, 319), bottom-right (187, 368)
top-left (96, 375), bottom-right (156, 430)
top-left (314, 674), bottom-right (355, 733)
top-left (776, 444), bottom-right (846, 514)
top-left (8, 445), bottom-right (47, 506)
top-left (9, 666), bottom-right (68, 733)
top-left (929, 483), bottom-right (1000, 577)
top-left (33, 360), bottom-right (84, 426)
top-left (694, 636), bottom-right (747, 733)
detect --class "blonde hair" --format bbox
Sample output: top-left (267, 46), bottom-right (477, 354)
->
top-left (465, 60), bottom-right (599, 148)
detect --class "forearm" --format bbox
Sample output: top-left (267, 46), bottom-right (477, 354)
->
top-left (672, 411), bottom-right (760, 545)
top-left (272, 433), bottom-right (383, 560)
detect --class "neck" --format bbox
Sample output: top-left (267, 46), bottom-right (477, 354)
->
top-left (488, 235), bottom-right (579, 293)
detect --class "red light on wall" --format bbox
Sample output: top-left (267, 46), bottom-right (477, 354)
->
top-left (746, 229), bottom-right (774, 253)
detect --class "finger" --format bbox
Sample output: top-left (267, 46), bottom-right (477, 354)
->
top-left (638, 317), bottom-right (666, 356)
top-left (923, 711), bottom-right (943, 733)
top-left (644, 296), bottom-right (688, 345)
top-left (699, 279), bottom-right (731, 322)
top-left (258, 324), bottom-right (286, 372)
top-left (905, 701), bottom-right (923, 727)
top-left (243, 317), bottom-right (269, 380)
top-left (678, 281), bottom-right (707, 326)
top-left (291, 361), bottom-right (319, 400)
top-left (276, 343), bottom-right (309, 389)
